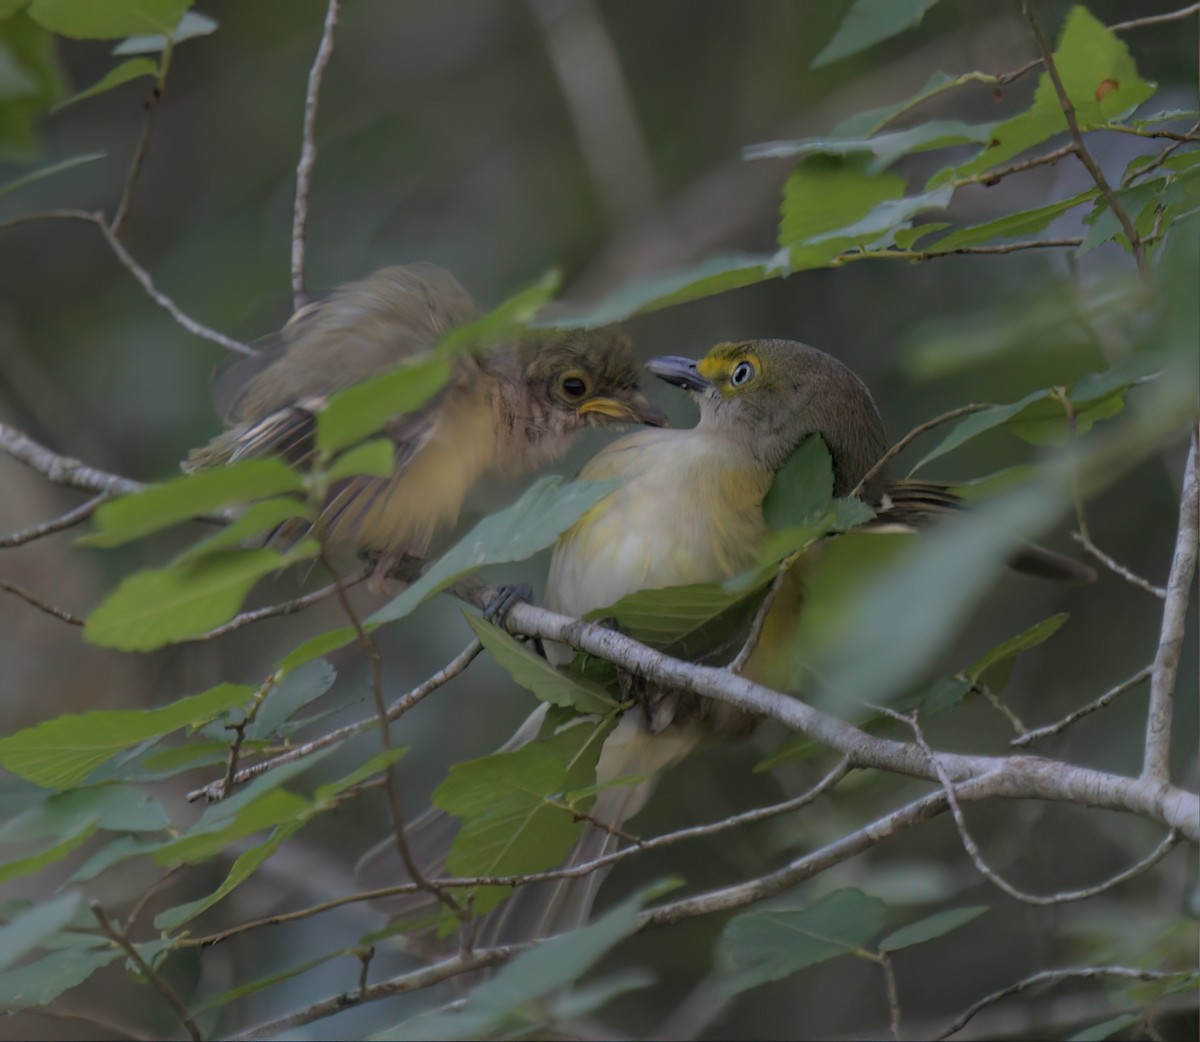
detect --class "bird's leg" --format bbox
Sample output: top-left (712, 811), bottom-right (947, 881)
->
top-left (482, 582), bottom-right (534, 624)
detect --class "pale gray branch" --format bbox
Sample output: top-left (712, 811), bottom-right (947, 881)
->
top-left (0, 493), bottom-right (108, 548)
top-left (1143, 431), bottom-right (1199, 781)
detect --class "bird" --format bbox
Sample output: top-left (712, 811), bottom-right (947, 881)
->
top-left (184, 263), bottom-right (666, 580)
top-left (461, 337), bottom-right (1095, 943)
top-left (359, 337), bottom-right (1093, 949)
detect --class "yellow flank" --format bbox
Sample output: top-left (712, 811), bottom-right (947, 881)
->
top-left (546, 427), bottom-right (772, 630)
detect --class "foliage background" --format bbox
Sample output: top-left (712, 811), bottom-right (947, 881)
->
top-left (0, 1), bottom-right (1195, 1039)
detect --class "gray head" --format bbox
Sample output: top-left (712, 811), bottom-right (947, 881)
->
top-left (647, 338), bottom-right (889, 498)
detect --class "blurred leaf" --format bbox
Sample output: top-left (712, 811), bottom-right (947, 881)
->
top-left (828, 71), bottom-right (981, 138)
top-left (245, 661), bottom-right (336, 740)
top-left (878, 905), bottom-right (987, 951)
top-left (369, 476), bottom-right (619, 626)
top-left (190, 947), bottom-right (354, 1016)
top-left (0, 13), bottom-right (66, 160)
top-left (906, 675), bottom-right (972, 714)
top-left (718, 888), bottom-right (887, 995)
top-left (0, 893), bottom-right (81, 972)
top-left (0, 822), bottom-right (95, 884)
top-left (0, 947), bottom-right (119, 1011)
top-left (323, 438), bottom-right (394, 483)
top-left (111, 8), bottom-right (214, 52)
top-left (84, 543), bottom-right (316, 651)
top-left (314, 354), bottom-right (449, 456)
top-left (278, 624), bottom-right (358, 673)
top-left (809, 478), bottom-right (1068, 709)
top-left (80, 458), bottom-right (303, 548)
top-left (748, 120), bottom-right (995, 174)
top-left (924, 189), bottom-right (1096, 252)
top-left (27, 0), bottom-right (190, 39)
top-left (156, 789), bottom-right (310, 866)
top-left (435, 721), bottom-right (609, 915)
top-left (441, 268), bottom-right (560, 349)
top-left (966, 613), bottom-right (1068, 691)
top-left (0, 683), bottom-right (251, 787)
top-left (949, 7), bottom-right (1155, 179)
top-left (380, 888), bottom-right (654, 1041)
top-left (52, 55), bottom-right (155, 110)
top-left (1078, 181), bottom-right (1160, 255)
top-left (548, 253), bottom-right (775, 328)
top-left (0, 1), bottom-right (29, 17)
top-left (172, 496), bottom-right (306, 563)
top-left (1067, 1013), bottom-right (1141, 1042)
top-left (547, 969), bottom-right (656, 1022)
top-left (812, 0), bottom-right (941, 68)
top-left (464, 614), bottom-right (617, 714)
top-left (0, 149), bottom-right (103, 195)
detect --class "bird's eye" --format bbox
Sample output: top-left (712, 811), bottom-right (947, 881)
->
top-left (560, 373), bottom-right (589, 399)
top-left (730, 360), bottom-right (756, 387)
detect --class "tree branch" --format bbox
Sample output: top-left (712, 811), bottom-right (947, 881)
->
top-left (1143, 431), bottom-right (1199, 781)
top-left (851, 402), bottom-right (993, 495)
top-left (1022, 1), bottom-right (1146, 274)
top-left (292, 0), bottom-right (342, 311)
top-left (1012, 666), bottom-right (1152, 747)
top-left (0, 493), bottom-right (108, 547)
top-left (0, 420), bottom-right (145, 497)
top-left (0, 579), bottom-right (84, 625)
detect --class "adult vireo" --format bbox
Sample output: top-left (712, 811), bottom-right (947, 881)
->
top-left (186, 263), bottom-right (665, 576)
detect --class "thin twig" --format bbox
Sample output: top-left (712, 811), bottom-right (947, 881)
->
top-left (90, 902), bottom-right (202, 1042)
top-left (1012, 666), bottom-right (1152, 746)
top-left (0, 579), bottom-right (83, 625)
top-left (186, 638), bottom-right (483, 802)
top-left (0, 210), bottom-right (256, 355)
top-left (955, 142), bottom-right (1077, 187)
top-left (934, 966), bottom-right (1185, 1040)
top-left (0, 493), bottom-right (109, 548)
top-left (885, 706), bottom-right (1184, 905)
top-left (320, 545), bottom-right (465, 923)
top-left (292, 0), bottom-right (342, 311)
top-left (229, 944), bottom-right (525, 1041)
top-left (181, 759), bottom-right (851, 949)
top-left (1126, 123), bottom-right (1200, 185)
top-left (124, 866), bottom-right (182, 937)
top-left (1072, 530), bottom-right (1167, 598)
top-left (729, 570), bottom-right (788, 673)
top-left (1023, 1), bottom-right (1146, 274)
top-left (858, 949), bottom-right (903, 1042)
top-left (852, 403), bottom-right (993, 496)
top-left (1101, 124), bottom-right (1200, 143)
top-left (0, 419), bottom-right (145, 497)
top-left (1108, 3), bottom-right (1200, 32)
top-left (1143, 431), bottom-right (1199, 781)
top-left (111, 46), bottom-right (171, 236)
top-left (187, 572), bottom-right (365, 643)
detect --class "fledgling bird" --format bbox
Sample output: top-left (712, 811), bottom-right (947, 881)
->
top-left (185, 264), bottom-right (666, 575)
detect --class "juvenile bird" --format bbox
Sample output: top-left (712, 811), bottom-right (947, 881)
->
top-left (185, 264), bottom-right (665, 575)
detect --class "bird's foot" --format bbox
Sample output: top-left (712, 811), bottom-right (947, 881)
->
top-left (482, 582), bottom-right (534, 625)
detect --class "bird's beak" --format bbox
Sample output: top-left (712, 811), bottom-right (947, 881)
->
top-left (646, 355), bottom-right (711, 393)
top-left (578, 393), bottom-right (668, 428)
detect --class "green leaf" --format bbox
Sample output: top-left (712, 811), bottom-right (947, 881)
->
top-left (913, 390), bottom-right (1051, 470)
top-left (965, 613), bottom-right (1068, 690)
top-left (0, 150), bottom-right (104, 196)
top-left (829, 71), bottom-right (981, 138)
top-left (1067, 1013), bottom-right (1141, 1042)
top-left (323, 438), bottom-right (395, 483)
top-left (1077, 181), bottom-right (1160, 255)
top-left (314, 353), bottom-right (449, 456)
top-left (80, 458), bottom-right (303, 548)
top-left (278, 624), bottom-right (358, 673)
top-left (0, 822), bottom-right (95, 884)
top-left (949, 7), bottom-right (1155, 180)
top-left (111, 8), bottom-right (214, 53)
top-left (812, 0), bottom-right (941, 67)
top-left (380, 888), bottom-right (653, 1041)
top-left (747, 119), bottom-right (995, 174)
top-left (440, 268), bottom-right (561, 350)
top-left (84, 544), bottom-right (315, 651)
top-left (0, 893), bottom-right (82, 972)
top-left (0, 13), bottom-right (67, 161)
top-left (189, 947), bottom-right (353, 1016)
top-left (464, 614), bottom-right (616, 713)
top-left (27, 0), bottom-right (190, 39)
top-left (0, 784), bottom-right (169, 840)
top-left (718, 888), bottom-right (887, 996)
top-left (171, 496), bottom-right (307, 564)
top-left (245, 661), bottom-right (336, 740)
top-left (0, 683), bottom-right (251, 787)
top-left (779, 156), bottom-right (906, 251)
top-left (761, 435), bottom-right (833, 530)
top-left (878, 905), bottom-right (987, 951)
top-left (924, 189), bottom-right (1097, 252)
top-left (52, 55), bottom-right (155, 110)
top-left (0, 947), bottom-right (120, 1011)
top-left (435, 722), bottom-right (609, 915)
top-left (369, 476), bottom-right (620, 626)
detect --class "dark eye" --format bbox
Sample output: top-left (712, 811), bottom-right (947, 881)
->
top-left (561, 375), bottom-right (588, 399)
top-left (731, 360), bottom-right (755, 387)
